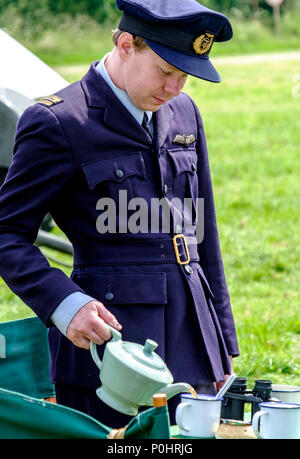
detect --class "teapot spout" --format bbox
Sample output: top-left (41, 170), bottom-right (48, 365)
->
top-left (150, 383), bottom-right (192, 403)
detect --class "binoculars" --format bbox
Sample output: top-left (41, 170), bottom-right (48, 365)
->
top-left (221, 377), bottom-right (278, 421)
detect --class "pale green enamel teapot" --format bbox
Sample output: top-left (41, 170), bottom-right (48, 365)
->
top-left (90, 325), bottom-right (192, 416)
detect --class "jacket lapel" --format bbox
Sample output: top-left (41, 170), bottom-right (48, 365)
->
top-left (153, 102), bottom-right (174, 149)
top-left (81, 62), bottom-right (152, 146)
top-left (103, 93), bottom-right (152, 145)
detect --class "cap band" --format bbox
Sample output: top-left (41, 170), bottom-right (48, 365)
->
top-left (119, 12), bottom-right (214, 57)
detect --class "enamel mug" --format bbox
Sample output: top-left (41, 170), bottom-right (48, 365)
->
top-left (176, 394), bottom-right (222, 438)
top-left (271, 385), bottom-right (300, 404)
top-left (252, 401), bottom-right (300, 439)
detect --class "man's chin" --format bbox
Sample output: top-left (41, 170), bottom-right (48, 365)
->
top-left (150, 105), bottom-right (161, 112)
top-left (136, 96), bottom-right (170, 112)
top-left (137, 103), bottom-right (161, 112)
top-left (145, 100), bottom-right (166, 112)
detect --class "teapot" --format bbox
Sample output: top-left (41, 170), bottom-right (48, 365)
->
top-left (90, 325), bottom-right (192, 416)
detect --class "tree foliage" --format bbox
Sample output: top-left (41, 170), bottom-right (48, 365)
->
top-left (0, 0), bottom-right (298, 25)
top-left (0, 0), bottom-right (299, 42)
top-left (0, 0), bottom-right (119, 24)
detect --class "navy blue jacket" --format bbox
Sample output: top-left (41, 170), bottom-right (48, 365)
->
top-left (0, 62), bottom-right (239, 388)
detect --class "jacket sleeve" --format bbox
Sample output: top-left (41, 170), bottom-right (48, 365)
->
top-left (190, 97), bottom-right (239, 357)
top-left (0, 103), bottom-right (85, 326)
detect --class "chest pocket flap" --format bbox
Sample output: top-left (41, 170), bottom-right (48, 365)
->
top-left (167, 148), bottom-right (198, 176)
top-left (82, 152), bottom-right (146, 190)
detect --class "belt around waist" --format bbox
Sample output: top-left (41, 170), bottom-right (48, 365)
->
top-left (73, 235), bottom-right (199, 266)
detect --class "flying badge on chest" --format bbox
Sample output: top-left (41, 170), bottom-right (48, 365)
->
top-left (173, 134), bottom-right (196, 148)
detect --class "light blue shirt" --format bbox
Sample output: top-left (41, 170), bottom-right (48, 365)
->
top-left (50, 53), bottom-right (154, 336)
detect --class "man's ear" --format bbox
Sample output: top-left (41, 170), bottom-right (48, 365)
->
top-left (117, 32), bottom-right (135, 60)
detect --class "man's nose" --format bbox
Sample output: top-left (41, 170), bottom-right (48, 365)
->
top-left (164, 77), bottom-right (182, 97)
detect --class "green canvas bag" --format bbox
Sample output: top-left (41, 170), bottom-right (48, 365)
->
top-left (0, 316), bottom-right (170, 439)
top-left (0, 316), bottom-right (54, 399)
top-left (0, 388), bottom-right (170, 439)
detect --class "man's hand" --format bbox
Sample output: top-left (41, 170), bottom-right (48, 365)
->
top-left (66, 300), bottom-right (122, 349)
top-left (214, 355), bottom-right (234, 392)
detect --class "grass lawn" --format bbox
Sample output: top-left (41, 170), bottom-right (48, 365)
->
top-left (187, 59), bottom-right (300, 386)
top-left (0, 54), bottom-right (299, 389)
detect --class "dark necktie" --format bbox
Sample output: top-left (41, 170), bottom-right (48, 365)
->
top-left (142, 112), bottom-right (152, 139)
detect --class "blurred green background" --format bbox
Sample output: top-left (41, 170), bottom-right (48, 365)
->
top-left (1, 0), bottom-right (300, 63)
top-left (0, 0), bottom-right (299, 390)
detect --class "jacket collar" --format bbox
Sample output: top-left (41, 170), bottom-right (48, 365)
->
top-left (81, 61), bottom-right (174, 148)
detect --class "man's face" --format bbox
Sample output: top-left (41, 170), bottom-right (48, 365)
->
top-left (122, 45), bottom-right (189, 112)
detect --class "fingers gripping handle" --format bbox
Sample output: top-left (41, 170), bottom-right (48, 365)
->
top-left (90, 325), bottom-right (122, 369)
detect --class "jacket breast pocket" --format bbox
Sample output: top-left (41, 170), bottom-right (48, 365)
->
top-left (167, 148), bottom-right (199, 225)
top-left (71, 270), bottom-right (167, 355)
top-left (81, 152), bottom-right (146, 204)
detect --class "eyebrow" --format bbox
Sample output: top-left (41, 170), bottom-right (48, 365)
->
top-left (160, 64), bottom-right (188, 77)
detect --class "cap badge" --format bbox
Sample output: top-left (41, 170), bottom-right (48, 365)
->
top-left (193, 32), bottom-right (214, 55)
top-left (173, 134), bottom-right (196, 148)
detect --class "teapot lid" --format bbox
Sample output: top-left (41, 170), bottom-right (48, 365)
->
top-left (123, 339), bottom-right (166, 370)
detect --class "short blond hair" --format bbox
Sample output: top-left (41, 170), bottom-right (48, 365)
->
top-left (112, 29), bottom-right (148, 50)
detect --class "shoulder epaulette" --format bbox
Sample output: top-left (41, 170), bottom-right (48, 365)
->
top-left (36, 95), bottom-right (63, 107)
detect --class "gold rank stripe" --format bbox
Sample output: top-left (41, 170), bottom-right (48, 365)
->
top-left (37, 95), bottom-right (63, 107)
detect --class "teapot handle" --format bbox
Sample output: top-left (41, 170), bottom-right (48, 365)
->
top-left (90, 325), bottom-right (122, 370)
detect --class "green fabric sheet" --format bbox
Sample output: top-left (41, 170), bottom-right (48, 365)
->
top-left (0, 316), bottom-right (55, 399)
top-left (0, 316), bottom-right (170, 439)
top-left (0, 388), bottom-right (170, 439)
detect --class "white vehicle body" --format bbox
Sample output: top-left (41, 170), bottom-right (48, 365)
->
top-left (0, 29), bottom-right (68, 171)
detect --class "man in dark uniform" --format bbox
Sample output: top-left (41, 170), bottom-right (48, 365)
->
top-left (0, 0), bottom-right (239, 427)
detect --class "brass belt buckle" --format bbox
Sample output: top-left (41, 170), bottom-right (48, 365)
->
top-left (173, 234), bottom-right (190, 265)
